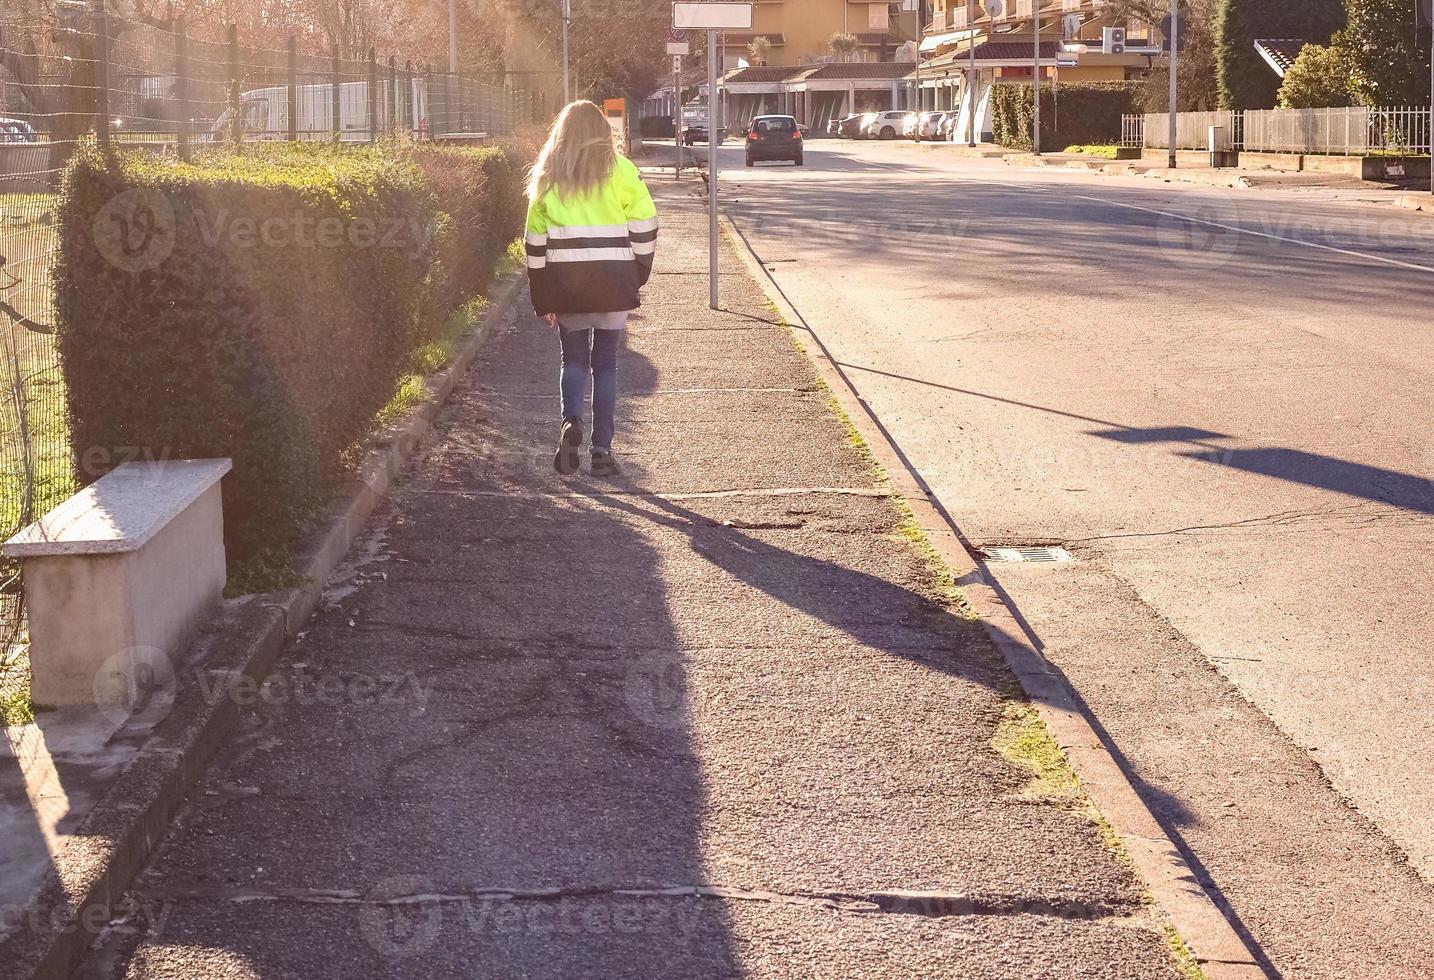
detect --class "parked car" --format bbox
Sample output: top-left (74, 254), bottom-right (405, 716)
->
top-left (0, 117), bottom-right (38, 143)
top-left (909, 111), bottom-right (947, 140)
top-left (744, 114), bottom-right (803, 167)
top-left (938, 112), bottom-right (960, 140)
top-left (826, 116), bottom-right (843, 135)
top-left (863, 110), bottom-right (915, 140)
top-left (838, 113), bottom-right (874, 139)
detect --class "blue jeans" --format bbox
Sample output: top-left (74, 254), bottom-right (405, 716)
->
top-left (559, 327), bottom-right (621, 453)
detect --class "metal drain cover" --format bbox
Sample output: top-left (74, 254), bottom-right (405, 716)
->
top-left (979, 546), bottom-right (1073, 564)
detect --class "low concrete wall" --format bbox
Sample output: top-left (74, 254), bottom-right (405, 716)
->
top-left (1140, 148), bottom-right (1216, 168)
top-left (1239, 151), bottom-right (1304, 172)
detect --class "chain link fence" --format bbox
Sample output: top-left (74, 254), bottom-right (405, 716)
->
top-left (0, 2), bottom-right (540, 721)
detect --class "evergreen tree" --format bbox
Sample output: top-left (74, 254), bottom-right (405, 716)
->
top-left (1216, 0), bottom-right (1346, 109)
top-left (1334, 0), bottom-right (1433, 106)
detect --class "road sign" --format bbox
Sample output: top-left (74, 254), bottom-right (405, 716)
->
top-left (666, 41), bottom-right (690, 55)
top-left (671, 2), bottom-right (752, 30)
top-left (1159, 14), bottom-right (1188, 52)
top-left (667, 28), bottom-right (687, 41)
top-left (985, 0), bottom-right (1005, 19)
top-left (1057, 56), bottom-right (1078, 68)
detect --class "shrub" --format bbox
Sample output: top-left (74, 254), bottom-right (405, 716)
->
top-left (408, 143), bottom-right (528, 319)
top-left (1278, 44), bottom-right (1354, 108)
top-left (54, 143), bottom-right (438, 560)
top-left (1215, 0), bottom-right (1346, 110)
top-left (989, 82), bottom-right (1142, 152)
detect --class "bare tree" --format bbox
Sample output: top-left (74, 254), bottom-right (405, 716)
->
top-left (829, 32), bottom-right (858, 63)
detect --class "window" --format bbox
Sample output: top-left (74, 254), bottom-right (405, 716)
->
top-left (756, 117), bottom-right (795, 133)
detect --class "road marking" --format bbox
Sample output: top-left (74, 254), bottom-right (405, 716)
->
top-left (1074, 194), bottom-right (1434, 275)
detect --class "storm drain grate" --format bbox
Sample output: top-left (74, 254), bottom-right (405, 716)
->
top-left (979, 546), bottom-right (1073, 564)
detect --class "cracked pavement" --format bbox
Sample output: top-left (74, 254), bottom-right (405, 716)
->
top-left (75, 190), bottom-right (1180, 979)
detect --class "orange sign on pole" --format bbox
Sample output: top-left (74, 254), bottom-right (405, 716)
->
top-left (603, 98), bottom-right (628, 153)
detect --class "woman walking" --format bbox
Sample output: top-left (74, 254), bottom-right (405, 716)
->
top-left (524, 100), bottom-right (658, 477)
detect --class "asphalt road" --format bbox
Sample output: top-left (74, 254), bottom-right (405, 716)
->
top-left (711, 137), bottom-right (1434, 978)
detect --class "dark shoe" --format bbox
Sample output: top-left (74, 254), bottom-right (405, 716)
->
top-left (590, 451), bottom-right (621, 478)
top-left (554, 417), bottom-right (582, 475)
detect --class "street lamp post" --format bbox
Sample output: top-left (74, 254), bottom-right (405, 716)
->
top-left (967, 0), bottom-right (976, 146)
top-left (562, 0), bottom-right (572, 103)
top-left (1167, 0), bottom-right (1178, 169)
top-left (1032, 0), bottom-right (1040, 155)
top-left (913, 0), bottom-right (923, 139)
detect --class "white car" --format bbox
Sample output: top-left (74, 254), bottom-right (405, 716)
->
top-left (906, 113), bottom-right (952, 142)
top-left (862, 110), bottom-right (915, 140)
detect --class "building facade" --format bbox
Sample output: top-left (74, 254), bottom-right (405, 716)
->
top-left (919, 0), bottom-right (1158, 139)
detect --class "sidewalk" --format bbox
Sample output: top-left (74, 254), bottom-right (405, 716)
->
top-left (78, 184), bottom-right (1183, 978)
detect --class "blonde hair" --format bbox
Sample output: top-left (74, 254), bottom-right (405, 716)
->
top-left (528, 100), bottom-right (617, 202)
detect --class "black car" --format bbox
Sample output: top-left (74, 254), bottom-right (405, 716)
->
top-left (744, 114), bottom-right (803, 167)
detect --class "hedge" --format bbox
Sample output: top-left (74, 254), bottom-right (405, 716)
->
top-left (989, 81), bottom-right (1142, 152)
top-left (55, 141), bottom-right (527, 562)
top-left (408, 143), bottom-right (528, 321)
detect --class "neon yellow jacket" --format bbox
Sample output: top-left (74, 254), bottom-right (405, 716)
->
top-left (523, 154), bottom-right (658, 315)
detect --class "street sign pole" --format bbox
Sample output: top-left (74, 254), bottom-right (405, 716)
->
top-left (1167, 0), bottom-right (1178, 169)
top-left (673, 2), bottom-right (752, 309)
top-left (673, 56), bottom-right (683, 179)
top-left (708, 28), bottom-right (718, 309)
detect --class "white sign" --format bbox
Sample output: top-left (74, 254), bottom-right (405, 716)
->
top-left (671, 2), bottom-right (752, 30)
top-left (666, 41), bottom-right (690, 55)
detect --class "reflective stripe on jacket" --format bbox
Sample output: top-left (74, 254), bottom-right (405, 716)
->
top-left (524, 154), bottom-right (657, 316)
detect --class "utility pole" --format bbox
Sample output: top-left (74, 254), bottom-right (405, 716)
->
top-left (708, 29), bottom-right (718, 309)
top-left (1032, 0), bottom-right (1040, 155)
top-left (448, 0), bottom-right (458, 74)
top-left (1167, 0), bottom-right (1178, 169)
top-left (562, 0), bottom-right (572, 103)
top-left (967, 0), bottom-right (976, 146)
top-left (912, 0), bottom-right (923, 138)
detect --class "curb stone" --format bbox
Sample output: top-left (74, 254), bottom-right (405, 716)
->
top-left (1394, 193), bottom-right (1434, 214)
top-left (719, 214), bottom-right (1267, 980)
top-left (2, 273), bottom-right (524, 980)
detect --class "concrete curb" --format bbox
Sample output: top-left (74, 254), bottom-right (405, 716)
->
top-left (1001, 153), bottom-right (1259, 190)
top-left (720, 215), bottom-right (1266, 980)
top-left (3, 273), bottom-right (524, 980)
top-left (1394, 193), bottom-right (1434, 214)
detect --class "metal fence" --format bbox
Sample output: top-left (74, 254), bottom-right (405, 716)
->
top-left (0, 3), bottom-right (540, 718)
top-left (1120, 113), bottom-right (1143, 148)
top-left (1126, 107), bottom-right (1432, 156)
top-left (1140, 110), bottom-right (1243, 151)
